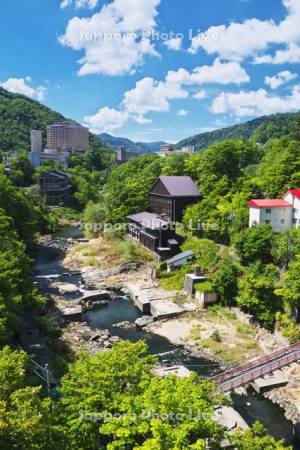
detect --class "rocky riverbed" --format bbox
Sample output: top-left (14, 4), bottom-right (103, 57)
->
top-left (261, 363), bottom-right (300, 424)
top-left (60, 320), bottom-right (122, 354)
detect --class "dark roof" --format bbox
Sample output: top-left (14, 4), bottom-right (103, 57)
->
top-left (39, 169), bottom-right (70, 180)
top-left (167, 250), bottom-right (194, 265)
top-left (128, 212), bottom-right (170, 230)
top-left (151, 176), bottom-right (200, 197)
top-left (51, 169), bottom-right (70, 178)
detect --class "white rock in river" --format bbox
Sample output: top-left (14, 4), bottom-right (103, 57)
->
top-left (135, 316), bottom-right (154, 328)
top-left (52, 282), bottom-right (79, 294)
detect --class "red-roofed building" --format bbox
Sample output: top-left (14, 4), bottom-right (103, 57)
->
top-left (248, 190), bottom-right (300, 231)
top-left (283, 190), bottom-right (300, 227)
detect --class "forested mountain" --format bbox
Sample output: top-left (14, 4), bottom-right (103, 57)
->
top-left (177, 112), bottom-right (300, 151)
top-left (0, 87), bottom-right (108, 154)
top-left (98, 132), bottom-right (166, 153)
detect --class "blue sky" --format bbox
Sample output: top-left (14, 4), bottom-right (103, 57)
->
top-left (1, 0), bottom-right (300, 142)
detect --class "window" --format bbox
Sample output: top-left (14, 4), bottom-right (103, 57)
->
top-left (265, 208), bottom-right (271, 214)
top-left (281, 219), bottom-right (285, 224)
top-left (293, 218), bottom-right (298, 224)
top-left (265, 220), bottom-right (271, 224)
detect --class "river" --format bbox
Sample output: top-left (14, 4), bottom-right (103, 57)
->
top-left (34, 226), bottom-right (296, 447)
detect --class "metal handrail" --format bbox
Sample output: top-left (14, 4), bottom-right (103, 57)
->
top-left (211, 343), bottom-right (300, 393)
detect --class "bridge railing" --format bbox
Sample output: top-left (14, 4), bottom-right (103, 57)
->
top-left (210, 342), bottom-right (300, 384)
top-left (217, 348), bottom-right (300, 393)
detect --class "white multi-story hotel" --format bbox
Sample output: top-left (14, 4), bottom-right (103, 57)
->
top-left (248, 190), bottom-right (300, 232)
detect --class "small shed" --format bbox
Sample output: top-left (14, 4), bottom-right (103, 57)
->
top-left (166, 250), bottom-right (194, 272)
top-left (184, 268), bottom-right (207, 295)
top-left (195, 289), bottom-right (217, 308)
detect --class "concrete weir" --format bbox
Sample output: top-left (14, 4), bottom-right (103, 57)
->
top-left (150, 300), bottom-right (184, 319)
top-left (124, 282), bottom-right (184, 318)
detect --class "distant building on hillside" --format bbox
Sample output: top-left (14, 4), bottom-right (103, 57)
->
top-left (156, 144), bottom-right (196, 157)
top-left (149, 176), bottom-right (201, 222)
top-left (47, 122), bottom-right (89, 152)
top-left (180, 145), bottom-right (195, 155)
top-left (31, 130), bottom-right (43, 153)
top-left (2, 152), bottom-right (19, 175)
top-left (29, 129), bottom-right (70, 167)
top-left (29, 149), bottom-right (69, 168)
top-left (160, 144), bottom-right (174, 153)
top-left (248, 189), bottom-right (300, 231)
top-left (116, 146), bottom-right (139, 163)
top-left (38, 169), bottom-right (71, 205)
top-left (156, 144), bottom-right (174, 157)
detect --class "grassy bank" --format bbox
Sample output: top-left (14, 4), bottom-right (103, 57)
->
top-left (187, 306), bottom-right (259, 365)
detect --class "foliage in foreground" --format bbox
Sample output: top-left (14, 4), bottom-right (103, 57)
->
top-left (0, 340), bottom-right (292, 449)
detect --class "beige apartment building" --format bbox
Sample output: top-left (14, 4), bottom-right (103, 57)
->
top-left (46, 123), bottom-right (89, 152)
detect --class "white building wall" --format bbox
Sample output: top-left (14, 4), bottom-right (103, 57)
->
top-left (31, 130), bottom-right (43, 153)
top-left (249, 207), bottom-right (260, 227)
top-left (249, 207), bottom-right (292, 232)
top-left (294, 198), bottom-right (300, 228)
top-left (284, 193), bottom-right (300, 228)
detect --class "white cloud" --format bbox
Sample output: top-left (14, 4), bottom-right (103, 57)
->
top-left (59, 0), bottom-right (160, 76)
top-left (163, 37), bottom-right (182, 51)
top-left (83, 106), bottom-right (128, 132)
top-left (60, 0), bottom-right (72, 8)
top-left (264, 70), bottom-right (297, 89)
top-left (0, 77), bottom-right (46, 101)
top-left (188, 59), bottom-right (250, 84)
top-left (122, 76), bottom-right (188, 116)
top-left (193, 90), bottom-right (207, 100)
top-left (177, 109), bottom-right (189, 116)
top-left (254, 43), bottom-right (300, 64)
top-left (60, 0), bottom-right (99, 9)
top-left (189, 0), bottom-right (300, 62)
top-left (211, 84), bottom-right (300, 117)
top-left (83, 59), bottom-right (250, 129)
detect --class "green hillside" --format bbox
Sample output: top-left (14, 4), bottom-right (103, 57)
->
top-left (177, 112), bottom-right (300, 151)
top-left (0, 87), bottom-right (107, 154)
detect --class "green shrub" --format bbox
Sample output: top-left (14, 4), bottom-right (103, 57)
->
top-left (276, 312), bottom-right (300, 344)
top-left (236, 323), bottom-right (254, 336)
top-left (211, 330), bottom-right (221, 342)
top-left (195, 281), bottom-right (214, 293)
top-left (181, 237), bottom-right (219, 270)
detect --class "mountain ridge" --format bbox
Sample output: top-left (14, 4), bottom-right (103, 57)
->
top-left (176, 112), bottom-right (300, 151)
top-left (98, 133), bottom-right (167, 153)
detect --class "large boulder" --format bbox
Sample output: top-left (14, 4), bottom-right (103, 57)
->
top-left (135, 316), bottom-right (154, 329)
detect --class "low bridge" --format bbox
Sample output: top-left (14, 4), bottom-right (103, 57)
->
top-left (210, 342), bottom-right (300, 393)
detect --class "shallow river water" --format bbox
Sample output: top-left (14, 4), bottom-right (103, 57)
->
top-left (34, 226), bottom-right (296, 447)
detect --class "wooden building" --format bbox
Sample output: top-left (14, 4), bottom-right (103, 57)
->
top-left (39, 169), bottom-right (71, 205)
top-left (127, 211), bottom-right (178, 256)
top-left (149, 176), bottom-right (201, 221)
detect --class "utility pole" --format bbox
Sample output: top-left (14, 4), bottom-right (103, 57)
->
top-left (45, 364), bottom-right (51, 396)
